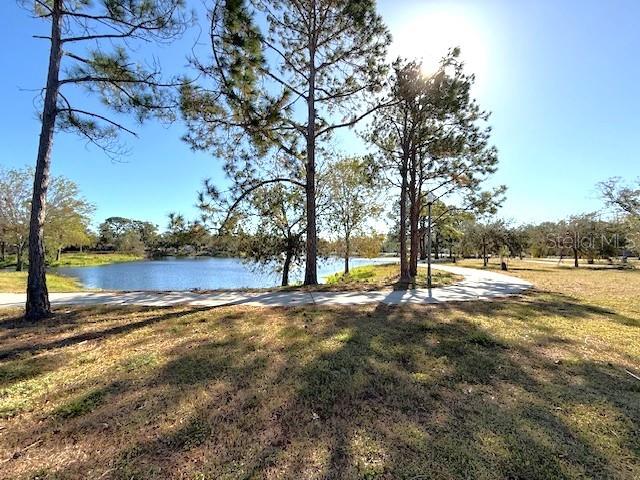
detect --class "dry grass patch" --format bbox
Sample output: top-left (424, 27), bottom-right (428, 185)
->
top-left (0, 264), bottom-right (638, 479)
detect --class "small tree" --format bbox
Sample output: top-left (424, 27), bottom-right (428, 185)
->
top-left (419, 199), bottom-right (494, 261)
top-left (525, 222), bottom-right (560, 258)
top-left (117, 231), bottom-right (146, 256)
top-left (598, 178), bottom-right (640, 262)
top-left (504, 226), bottom-right (530, 260)
top-left (558, 214), bottom-right (624, 267)
top-left (350, 234), bottom-right (386, 258)
top-left (45, 176), bottom-right (94, 261)
top-left (165, 213), bottom-right (209, 255)
top-left (243, 185), bottom-right (306, 287)
top-left (198, 176), bottom-right (306, 287)
top-left (325, 156), bottom-right (381, 274)
top-left (21, 0), bottom-right (190, 319)
top-left (459, 219), bottom-right (508, 267)
top-left (165, 212), bottom-right (187, 253)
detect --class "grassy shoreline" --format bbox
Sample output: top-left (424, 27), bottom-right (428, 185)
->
top-left (1, 252), bottom-right (143, 270)
top-left (48, 252), bottom-right (144, 268)
top-left (0, 253), bottom-right (143, 293)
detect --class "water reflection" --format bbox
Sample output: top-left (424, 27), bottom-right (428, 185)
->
top-left (54, 256), bottom-right (395, 291)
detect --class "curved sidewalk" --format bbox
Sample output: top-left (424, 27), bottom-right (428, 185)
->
top-left (0, 265), bottom-right (532, 309)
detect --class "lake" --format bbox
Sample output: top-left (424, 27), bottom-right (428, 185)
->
top-left (54, 256), bottom-right (396, 291)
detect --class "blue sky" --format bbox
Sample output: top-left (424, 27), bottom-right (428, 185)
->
top-left (1, 0), bottom-right (639, 230)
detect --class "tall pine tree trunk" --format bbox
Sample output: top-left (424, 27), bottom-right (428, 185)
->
top-left (303, 6), bottom-right (318, 286)
top-left (304, 139), bottom-right (317, 285)
top-left (409, 199), bottom-right (420, 277)
top-left (1, 241), bottom-right (5, 262)
top-left (408, 151), bottom-right (419, 278)
top-left (398, 157), bottom-right (410, 284)
top-left (26, 0), bottom-right (62, 320)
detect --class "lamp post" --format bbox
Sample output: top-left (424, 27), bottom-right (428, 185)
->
top-left (426, 192), bottom-right (436, 289)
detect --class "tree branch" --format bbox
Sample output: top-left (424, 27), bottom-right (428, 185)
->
top-left (56, 107), bottom-right (138, 137)
top-left (316, 100), bottom-right (396, 138)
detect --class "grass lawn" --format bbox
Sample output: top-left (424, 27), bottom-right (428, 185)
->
top-left (323, 263), bottom-right (462, 291)
top-left (0, 272), bottom-right (83, 293)
top-left (48, 252), bottom-right (143, 268)
top-left (0, 263), bottom-right (638, 479)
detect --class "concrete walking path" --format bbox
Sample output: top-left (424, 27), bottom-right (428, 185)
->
top-left (0, 265), bottom-right (532, 309)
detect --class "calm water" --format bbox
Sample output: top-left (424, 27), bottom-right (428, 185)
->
top-left (54, 256), bottom-right (395, 291)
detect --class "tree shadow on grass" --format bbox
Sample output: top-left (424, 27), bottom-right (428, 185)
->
top-left (2, 300), bottom-right (639, 479)
top-left (0, 350), bottom-right (69, 390)
top-left (0, 305), bottom-right (147, 330)
top-left (0, 306), bottom-right (212, 361)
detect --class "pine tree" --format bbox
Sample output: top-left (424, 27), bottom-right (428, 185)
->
top-left (21, 0), bottom-right (190, 319)
top-left (370, 51), bottom-right (504, 283)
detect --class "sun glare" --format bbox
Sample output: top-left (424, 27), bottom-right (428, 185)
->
top-left (389, 5), bottom-right (489, 82)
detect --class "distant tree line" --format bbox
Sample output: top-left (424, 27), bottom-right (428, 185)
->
top-left (416, 179), bottom-right (640, 270)
top-left (375, 174), bottom-right (640, 271)
top-left (453, 215), bottom-right (635, 270)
